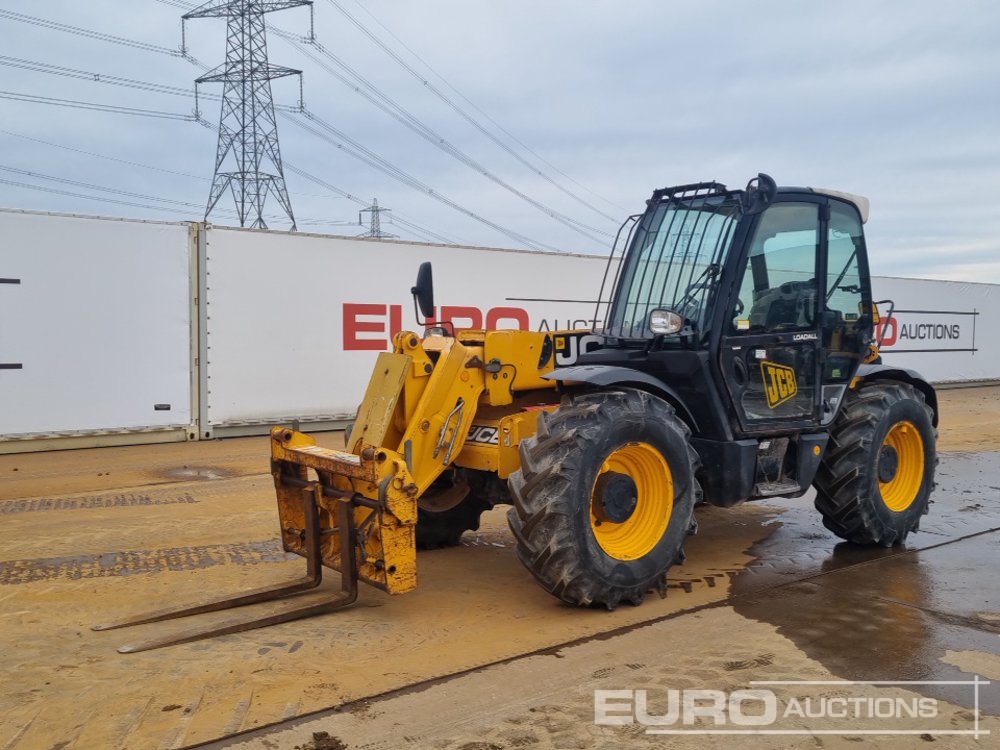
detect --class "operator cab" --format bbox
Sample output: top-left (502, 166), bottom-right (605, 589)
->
top-left (583, 175), bottom-right (875, 442)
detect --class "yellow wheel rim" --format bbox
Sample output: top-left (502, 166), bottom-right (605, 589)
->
top-left (878, 421), bottom-right (925, 512)
top-left (589, 442), bottom-right (673, 560)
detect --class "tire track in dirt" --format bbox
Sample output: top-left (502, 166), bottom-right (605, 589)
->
top-left (0, 540), bottom-right (297, 585)
top-left (0, 492), bottom-right (198, 515)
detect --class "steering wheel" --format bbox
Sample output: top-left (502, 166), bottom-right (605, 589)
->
top-left (765, 280), bottom-right (816, 329)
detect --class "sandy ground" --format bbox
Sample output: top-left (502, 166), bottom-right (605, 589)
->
top-left (0, 386), bottom-right (997, 749)
top-left (935, 384), bottom-right (1000, 452)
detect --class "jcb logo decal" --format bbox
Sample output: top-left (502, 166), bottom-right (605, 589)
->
top-left (553, 332), bottom-right (603, 367)
top-left (467, 425), bottom-right (500, 445)
top-left (761, 361), bottom-right (797, 408)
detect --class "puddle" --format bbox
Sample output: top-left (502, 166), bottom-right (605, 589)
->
top-left (731, 451), bottom-right (1000, 714)
top-left (161, 466), bottom-right (239, 481)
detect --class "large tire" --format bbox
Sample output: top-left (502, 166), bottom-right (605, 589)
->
top-left (814, 380), bottom-right (936, 547)
top-left (506, 389), bottom-right (699, 610)
top-left (416, 469), bottom-right (510, 549)
top-left (417, 496), bottom-right (494, 549)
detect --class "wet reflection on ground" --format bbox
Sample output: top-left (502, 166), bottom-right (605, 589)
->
top-left (732, 451), bottom-right (1000, 712)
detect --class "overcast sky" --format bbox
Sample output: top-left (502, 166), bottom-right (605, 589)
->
top-left (1, 0), bottom-right (998, 282)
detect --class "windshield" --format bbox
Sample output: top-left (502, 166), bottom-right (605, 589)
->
top-left (605, 197), bottom-right (740, 338)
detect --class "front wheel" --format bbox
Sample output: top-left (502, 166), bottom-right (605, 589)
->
top-left (507, 389), bottom-right (699, 610)
top-left (814, 381), bottom-right (936, 546)
top-left (416, 469), bottom-right (510, 549)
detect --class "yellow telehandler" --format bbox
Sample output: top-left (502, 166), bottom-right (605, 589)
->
top-left (97, 175), bottom-right (938, 652)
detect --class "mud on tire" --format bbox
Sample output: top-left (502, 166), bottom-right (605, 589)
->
top-left (506, 388), bottom-right (699, 610)
top-left (814, 381), bottom-right (936, 547)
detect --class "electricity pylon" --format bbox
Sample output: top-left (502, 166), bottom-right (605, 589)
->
top-left (358, 198), bottom-right (397, 239)
top-left (184, 0), bottom-right (313, 230)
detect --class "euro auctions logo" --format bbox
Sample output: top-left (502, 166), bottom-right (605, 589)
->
top-left (594, 678), bottom-right (991, 738)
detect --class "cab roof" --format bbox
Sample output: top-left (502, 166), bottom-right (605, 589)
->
top-left (778, 186), bottom-right (870, 224)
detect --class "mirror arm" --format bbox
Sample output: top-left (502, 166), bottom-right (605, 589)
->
top-left (411, 294), bottom-right (429, 328)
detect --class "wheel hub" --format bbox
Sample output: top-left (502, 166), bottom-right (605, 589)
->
top-left (877, 444), bottom-right (899, 483)
top-left (594, 472), bottom-right (638, 523)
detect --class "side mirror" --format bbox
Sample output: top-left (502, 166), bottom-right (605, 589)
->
top-left (411, 262), bottom-right (434, 321)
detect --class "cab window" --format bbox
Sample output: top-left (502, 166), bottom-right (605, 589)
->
top-left (824, 201), bottom-right (869, 382)
top-left (733, 203), bottom-right (819, 333)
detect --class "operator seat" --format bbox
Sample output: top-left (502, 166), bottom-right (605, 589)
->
top-left (748, 278), bottom-right (817, 330)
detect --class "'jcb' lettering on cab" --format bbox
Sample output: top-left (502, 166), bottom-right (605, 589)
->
top-left (761, 361), bottom-right (797, 408)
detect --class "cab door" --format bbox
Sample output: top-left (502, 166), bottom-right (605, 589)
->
top-left (817, 199), bottom-right (874, 425)
top-left (719, 200), bottom-right (825, 434)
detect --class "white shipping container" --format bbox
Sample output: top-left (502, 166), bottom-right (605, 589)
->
top-left (202, 226), bottom-right (1000, 428)
top-left (0, 210), bottom-right (193, 441)
top-left (1, 210), bottom-right (997, 448)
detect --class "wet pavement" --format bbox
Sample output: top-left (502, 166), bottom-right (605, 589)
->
top-left (0, 439), bottom-right (996, 749)
top-left (207, 450), bottom-right (1000, 749)
top-left (729, 451), bottom-right (1000, 713)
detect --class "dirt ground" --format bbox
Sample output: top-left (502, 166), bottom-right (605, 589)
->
top-left (0, 386), bottom-right (998, 749)
top-left (934, 384), bottom-right (1000, 452)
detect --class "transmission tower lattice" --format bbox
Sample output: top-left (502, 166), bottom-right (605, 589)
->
top-left (184, 0), bottom-right (313, 230)
top-left (358, 198), bottom-right (397, 239)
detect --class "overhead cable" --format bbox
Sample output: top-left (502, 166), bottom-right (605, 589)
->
top-left (328, 0), bottom-right (627, 219)
top-left (285, 111), bottom-right (557, 252)
top-left (273, 29), bottom-right (611, 245)
top-left (284, 162), bottom-right (461, 245)
top-left (0, 90), bottom-right (195, 120)
top-left (0, 9), bottom-right (181, 56)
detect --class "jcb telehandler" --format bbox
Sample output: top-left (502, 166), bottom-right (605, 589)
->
top-left (98, 174), bottom-right (937, 652)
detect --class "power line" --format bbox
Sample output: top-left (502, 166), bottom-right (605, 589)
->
top-left (0, 53), bottom-right (306, 122)
top-left (0, 53), bottom-right (282, 125)
top-left (0, 172), bottom-right (380, 232)
top-left (1, 163), bottom-right (219, 210)
top-left (0, 177), bottom-right (206, 217)
top-left (0, 9), bottom-right (181, 56)
top-left (283, 162), bottom-right (461, 244)
top-left (157, 0), bottom-right (611, 246)
top-left (0, 96), bottom-right (450, 241)
top-left (0, 3), bottom-right (517, 246)
top-left (0, 55), bottom-right (206, 101)
top-left (0, 128), bottom-right (205, 181)
top-left (328, 0), bottom-right (627, 218)
top-left (0, 162), bottom-right (355, 228)
top-left (0, 90), bottom-right (195, 120)
top-left (155, 0), bottom-right (198, 9)
top-left (0, 128), bottom-right (342, 203)
top-left (285, 110), bottom-right (557, 251)
top-left (272, 29), bottom-right (611, 245)
top-left (0, 53), bottom-right (527, 245)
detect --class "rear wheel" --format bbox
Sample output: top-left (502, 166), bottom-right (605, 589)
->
top-left (507, 389), bottom-right (698, 610)
top-left (814, 381), bottom-right (936, 546)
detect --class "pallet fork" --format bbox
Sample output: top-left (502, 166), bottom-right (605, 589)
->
top-left (93, 428), bottom-right (418, 653)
